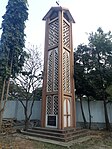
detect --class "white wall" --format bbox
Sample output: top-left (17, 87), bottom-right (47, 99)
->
top-left (3, 100), bottom-right (41, 120)
top-left (3, 100), bottom-right (112, 124)
top-left (76, 100), bottom-right (112, 123)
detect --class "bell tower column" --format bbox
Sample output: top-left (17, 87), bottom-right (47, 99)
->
top-left (41, 6), bottom-right (75, 129)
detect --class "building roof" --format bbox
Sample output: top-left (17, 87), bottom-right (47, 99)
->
top-left (42, 6), bottom-right (75, 23)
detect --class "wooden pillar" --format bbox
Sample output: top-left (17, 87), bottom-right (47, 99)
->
top-left (70, 22), bottom-right (76, 128)
top-left (41, 19), bottom-right (49, 127)
top-left (58, 11), bottom-right (62, 129)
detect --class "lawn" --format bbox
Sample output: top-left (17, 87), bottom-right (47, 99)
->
top-left (0, 131), bottom-right (112, 149)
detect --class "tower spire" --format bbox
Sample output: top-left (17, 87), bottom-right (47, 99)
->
top-left (56, 0), bottom-right (59, 6)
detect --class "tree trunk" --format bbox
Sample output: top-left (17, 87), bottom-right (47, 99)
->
top-left (24, 118), bottom-right (29, 131)
top-left (103, 97), bottom-right (111, 130)
top-left (0, 49), bottom-right (13, 132)
top-left (79, 96), bottom-right (87, 128)
top-left (0, 78), bottom-right (10, 131)
top-left (87, 96), bottom-right (91, 129)
top-left (24, 105), bottom-right (29, 131)
top-left (0, 79), bottom-right (6, 130)
top-left (0, 63), bottom-right (12, 131)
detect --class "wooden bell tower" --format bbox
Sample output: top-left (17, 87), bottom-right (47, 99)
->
top-left (41, 6), bottom-right (75, 129)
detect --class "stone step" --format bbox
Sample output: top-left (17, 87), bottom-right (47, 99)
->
top-left (27, 129), bottom-right (65, 137)
top-left (22, 131), bottom-right (66, 141)
top-left (22, 128), bottom-right (89, 142)
top-left (32, 127), bottom-right (87, 134)
top-left (32, 127), bottom-right (75, 133)
top-left (28, 128), bottom-right (87, 138)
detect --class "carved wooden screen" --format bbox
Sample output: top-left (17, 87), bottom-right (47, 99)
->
top-left (53, 48), bottom-right (58, 91)
top-left (53, 95), bottom-right (58, 115)
top-left (49, 19), bottom-right (59, 47)
top-left (63, 49), bottom-right (70, 93)
top-left (46, 96), bottom-right (52, 115)
top-left (46, 95), bottom-right (58, 127)
top-left (47, 50), bottom-right (53, 92)
top-left (46, 95), bottom-right (58, 115)
top-left (47, 48), bottom-right (58, 92)
top-left (63, 20), bottom-right (70, 49)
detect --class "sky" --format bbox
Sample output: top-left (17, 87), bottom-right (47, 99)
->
top-left (1, 0), bottom-right (112, 57)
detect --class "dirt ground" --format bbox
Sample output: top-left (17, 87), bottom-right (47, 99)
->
top-left (72, 131), bottom-right (112, 149)
top-left (0, 131), bottom-right (112, 149)
top-left (0, 134), bottom-right (34, 149)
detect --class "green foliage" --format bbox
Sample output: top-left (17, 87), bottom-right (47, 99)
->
top-left (74, 27), bottom-right (112, 129)
top-left (0, 0), bottom-right (29, 129)
top-left (106, 85), bottom-right (112, 97)
top-left (75, 27), bottom-right (112, 101)
top-left (74, 44), bottom-right (96, 99)
top-left (33, 87), bottom-right (42, 100)
top-left (0, 78), bottom-right (3, 96)
top-left (8, 81), bottom-right (24, 100)
top-left (0, 0), bottom-right (28, 78)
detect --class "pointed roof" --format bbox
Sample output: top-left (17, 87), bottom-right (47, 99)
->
top-left (43, 6), bottom-right (75, 23)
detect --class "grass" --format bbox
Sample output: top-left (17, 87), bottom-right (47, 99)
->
top-left (69, 132), bottom-right (112, 149)
top-left (0, 131), bottom-right (112, 149)
top-left (32, 131), bottom-right (112, 149)
top-left (33, 141), bottom-right (67, 149)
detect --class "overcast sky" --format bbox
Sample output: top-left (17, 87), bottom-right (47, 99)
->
top-left (1, 0), bottom-right (112, 56)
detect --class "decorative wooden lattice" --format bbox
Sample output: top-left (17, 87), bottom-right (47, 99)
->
top-left (47, 50), bottom-right (53, 92)
top-left (53, 95), bottom-right (58, 115)
top-left (63, 52), bottom-right (66, 92)
top-left (47, 48), bottom-right (58, 92)
top-left (63, 20), bottom-right (70, 49)
top-left (66, 52), bottom-right (70, 93)
top-left (46, 96), bottom-right (52, 115)
top-left (49, 19), bottom-right (59, 47)
top-left (53, 48), bottom-right (58, 91)
top-left (63, 49), bottom-right (70, 93)
top-left (46, 95), bottom-right (58, 115)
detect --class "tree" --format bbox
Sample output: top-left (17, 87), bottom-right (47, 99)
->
top-left (0, 0), bottom-right (28, 129)
top-left (33, 87), bottom-right (42, 101)
top-left (74, 48), bottom-right (87, 128)
top-left (74, 45), bottom-right (95, 128)
top-left (75, 28), bottom-right (112, 130)
top-left (13, 45), bottom-right (42, 130)
top-left (88, 28), bottom-right (112, 130)
top-left (106, 85), bottom-right (112, 98)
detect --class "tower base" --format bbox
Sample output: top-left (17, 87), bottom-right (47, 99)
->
top-left (22, 127), bottom-right (88, 142)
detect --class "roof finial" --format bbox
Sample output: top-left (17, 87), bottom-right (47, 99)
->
top-left (56, 0), bottom-right (60, 6)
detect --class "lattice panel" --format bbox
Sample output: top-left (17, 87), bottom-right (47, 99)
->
top-left (63, 52), bottom-right (66, 92)
top-left (66, 53), bottom-right (70, 93)
top-left (46, 96), bottom-right (52, 115)
top-left (63, 49), bottom-right (70, 93)
top-left (47, 50), bottom-right (53, 92)
top-left (49, 19), bottom-right (59, 47)
top-left (53, 95), bottom-right (58, 115)
top-left (63, 21), bottom-right (70, 49)
top-left (53, 48), bottom-right (58, 91)
top-left (46, 95), bottom-right (58, 115)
